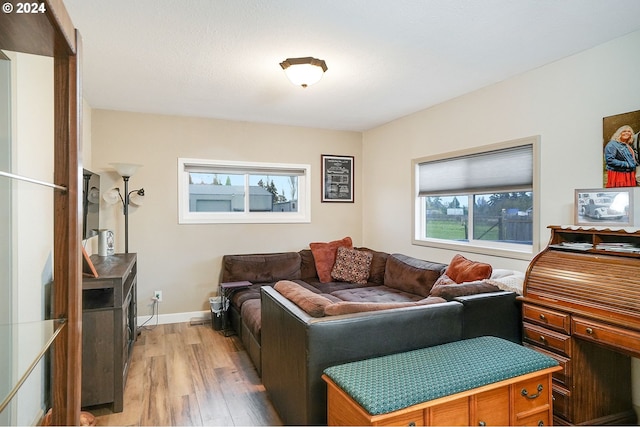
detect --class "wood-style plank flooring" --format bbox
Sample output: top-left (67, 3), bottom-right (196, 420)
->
top-left (87, 322), bottom-right (282, 426)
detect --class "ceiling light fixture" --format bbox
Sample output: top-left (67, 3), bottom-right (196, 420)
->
top-left (280, 57), bottom-right (327, 88)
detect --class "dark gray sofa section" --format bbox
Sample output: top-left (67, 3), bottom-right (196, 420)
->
top-left (261, 286), bottom-right (464, 426)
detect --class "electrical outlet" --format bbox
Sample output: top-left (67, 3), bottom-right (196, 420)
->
top-left (154, 290), bottom-right (162, 302)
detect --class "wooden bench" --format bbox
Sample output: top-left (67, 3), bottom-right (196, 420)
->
top-left (322, 336), bottom-right (561, 426)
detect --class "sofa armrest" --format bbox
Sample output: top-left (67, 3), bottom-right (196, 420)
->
top-left (261, 285), bottom-right (463, 425)
top-left (454, 291), bottom-right (522, 343)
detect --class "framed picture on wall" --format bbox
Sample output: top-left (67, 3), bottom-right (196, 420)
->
top-left (602, 109), bottom-right (640, 188)
top-left (321, 154), bottom-right (354, 202)
top-left (575, 188), bottom-right (633, 227)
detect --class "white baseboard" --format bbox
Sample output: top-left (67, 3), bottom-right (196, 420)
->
top-left (137, 310), bottom-right (210, 326)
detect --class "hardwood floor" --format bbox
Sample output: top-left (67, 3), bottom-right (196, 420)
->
top-left (86, 322), bottom-right (282, 426)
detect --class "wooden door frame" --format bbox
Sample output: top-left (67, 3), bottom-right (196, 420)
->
top-left (0, 1), bottom-right (81, 425)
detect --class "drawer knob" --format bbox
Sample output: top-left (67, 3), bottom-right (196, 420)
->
top-left (539, 313), bottom-right (546, 320)
top-left (479, 422), bottom-right (486, 426)
top-left (586, 327), bottom-right (594, 335)
top-left (521, 384), bottom-right (544, 399)
top-left (408, 423), bottom-right (416, 426)
top-left (539, 335), bottom-right (546, 342)
top-left (538, 421), bottom-right (544, 426)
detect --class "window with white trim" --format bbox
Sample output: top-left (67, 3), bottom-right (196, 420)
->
top-left (178, 158), bottom-right (311, 224)
top-left (412, 137), bottom-right (539, 259)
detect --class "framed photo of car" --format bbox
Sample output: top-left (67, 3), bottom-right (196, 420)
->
top-left (322, 154), bottom-right (354, 202)
top-left (575, 188), bottom-right (633, 226)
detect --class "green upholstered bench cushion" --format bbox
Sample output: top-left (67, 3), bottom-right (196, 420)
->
top-left (323, 336), bottom-right (558, 416)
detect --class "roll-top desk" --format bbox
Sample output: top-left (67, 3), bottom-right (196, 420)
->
top-left (520, 226), bottom-right (640, 425)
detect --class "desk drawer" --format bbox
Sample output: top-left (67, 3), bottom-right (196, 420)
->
top-left (523, 304), bottom-right (570, 334)
top-left (551, 384), bottom-right (572, 423)
top-left (572, 317), bottom-right (640, 356)
top-left (523, 343), bottom-right (571, 387)
top-left (523, 323), bottom-right (571, 357)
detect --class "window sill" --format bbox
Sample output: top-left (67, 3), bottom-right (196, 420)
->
top-left (412, 238), bottom-right (535, 261)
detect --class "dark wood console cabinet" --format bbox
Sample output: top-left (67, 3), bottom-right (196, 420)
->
top-left (520, 226), bottom-right (640, 425)
top-left (81, 253), bottom-right (137, 412)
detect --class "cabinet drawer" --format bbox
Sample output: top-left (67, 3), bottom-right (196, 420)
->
top-left (513, 374), bottom-right (552, 415)
top-left (514, 409), bottom-right (550, 427)
top-left (523, 344), bottom-right (571, 387)
top-left (523, 323), bottom-right (571, 357)
top-left (474, 387), bottom-right (510, 426)
top-left (572, 317), bottom-right (640, 356)
top-left (523, 304), bottom-right (570, 334)
top-left (376, 409), bottom-right (423, 426)
top-left (427, 397), bottom-right (468, 426)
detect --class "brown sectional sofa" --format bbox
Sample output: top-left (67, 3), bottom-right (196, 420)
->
top-left (220, 247), bottom-right (522, 425)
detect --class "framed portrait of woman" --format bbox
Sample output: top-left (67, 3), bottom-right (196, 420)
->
top-left (603, 109), bottom-right (640, 188)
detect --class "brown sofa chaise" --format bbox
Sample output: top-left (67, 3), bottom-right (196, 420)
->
top-left (220, 245), bottom-right (522, 425)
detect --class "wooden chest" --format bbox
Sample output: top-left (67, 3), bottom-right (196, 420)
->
top-left (322, 336), bottom-right (560, 426)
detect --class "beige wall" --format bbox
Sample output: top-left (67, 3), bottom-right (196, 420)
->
top-left (361, 28), bottom-right (640, 416)
top-left (362, 29), bottom-right (640, 271)
top-left (90, 111), bottom-right (362, 314)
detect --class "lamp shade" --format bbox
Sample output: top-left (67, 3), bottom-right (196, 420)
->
top-left (110, 162), bottom-right (142, 178)
top-left (280, 57), bottom-right (327, 88)
top-left (102, 188), bottom-right (120, 205)
top-left (129, 190), bottom-right (145, 206)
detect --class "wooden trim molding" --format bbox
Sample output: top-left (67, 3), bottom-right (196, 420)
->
top-left (0, 1), bottom-right (82, 425)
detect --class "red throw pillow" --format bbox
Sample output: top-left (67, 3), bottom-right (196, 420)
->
top-left (309, 237), bottom-right (353, 283)
top-left (444, 254), bottom-right (492, 283)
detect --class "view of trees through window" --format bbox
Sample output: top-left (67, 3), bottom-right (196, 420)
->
top-left (188, 172), bottom-right (298, 213)
top-left (425, 192), bottom-right (533, 244)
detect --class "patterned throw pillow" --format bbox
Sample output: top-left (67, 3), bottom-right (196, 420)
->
top-left (331, 247), bottom-right (374, 284)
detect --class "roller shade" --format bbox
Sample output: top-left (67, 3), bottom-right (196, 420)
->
top-left (184, 163), bottom-right (306, 176)
top-left (418, 144), bottom-right (533, 196)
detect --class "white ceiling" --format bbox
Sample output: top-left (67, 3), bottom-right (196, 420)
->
top-left (64, 0), bottom-right (640, 132)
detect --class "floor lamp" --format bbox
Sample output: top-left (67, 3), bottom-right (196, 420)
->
top-left (109, 163), bottom-right (144, 254)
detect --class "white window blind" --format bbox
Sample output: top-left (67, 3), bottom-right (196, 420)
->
top-left (418, 144), bottom-right (533, 196)
top-left (184, 163), bottom-right (306, 176)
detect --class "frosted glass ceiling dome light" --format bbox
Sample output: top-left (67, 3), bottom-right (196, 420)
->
top-left (280, 57), bottom-right (327, 88)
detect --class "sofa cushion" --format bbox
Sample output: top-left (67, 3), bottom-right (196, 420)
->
top-left (430, 279), bottom-right (501, 301)
top-left (299, 249), bottom-right (318, 279)
top-left (302, 278), bottom-right (370, 294)
top-left (331, 285), bottom-right (423, 303)
top-left (274, 280), bottom-right (333, 317)
top-left (309, 236), bottom-right (353, 283)
top-left (356, 248), bottom-right (389, 285)
top-left (240, 299), bottom-right (262, 341)
top-left (331, 247), bottom-right (374, 284)
top-left (383, 254), bottom-right (447, 297)
top-left (222, 252), bottom-right (301, 283)
top-left (230, 285), bottom-right (262, 309)
top-left (444, 254), bottom-right (492, 283)
top-left (324, 296), bottom-right (447, 316)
